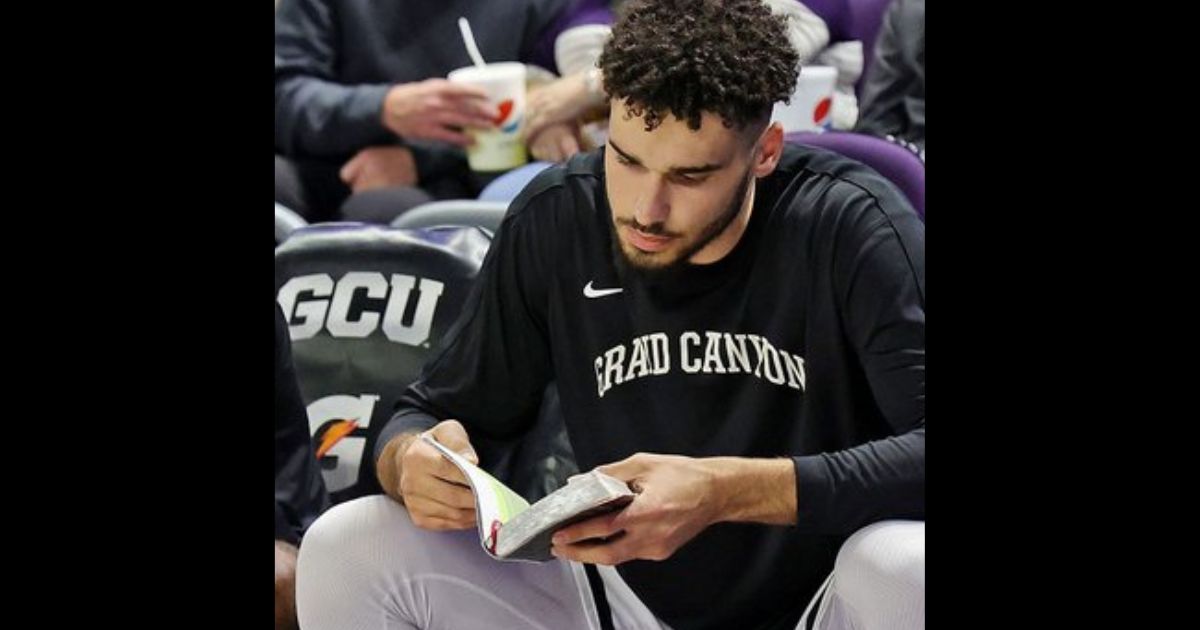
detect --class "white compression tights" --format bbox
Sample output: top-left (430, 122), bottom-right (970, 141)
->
top-left (296, 496), bottom-right (924, 630)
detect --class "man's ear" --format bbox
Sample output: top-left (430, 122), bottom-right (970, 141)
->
top-left (752, 121), bottom-right (785, 178)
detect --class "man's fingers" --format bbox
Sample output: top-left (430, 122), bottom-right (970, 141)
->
top-left (339, 152), bottom-right (365, 183)
top-left (552, 532), bottom-right (634, 565)
top-left (552, 511), bottom-right (624, 546)
top-left (436, 109), bottom-right (497, 132)
top-left (559, 132), bottom-right (580, 159)
top-left (411, 513), bottom-right (477, 531)
top-left (429, 78), bottom-right (489, 101)
top-left (429, 420), bottom-right (479, 463)
top-left (405, 472), bottom-right (478, 510)
top-left (405, 494), bottom-right (478, 527)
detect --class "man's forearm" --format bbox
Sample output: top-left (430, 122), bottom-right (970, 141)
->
top-left (704, 457), bottom-right (797, 526)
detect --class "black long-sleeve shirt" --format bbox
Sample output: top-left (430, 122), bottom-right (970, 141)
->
top-left (383, 143), bottom-right (925, 630)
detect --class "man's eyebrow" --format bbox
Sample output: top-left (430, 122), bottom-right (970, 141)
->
top-left (608, 139), bottom-right (641, 165)
top-left (608, 139), bottom-right (725, 175)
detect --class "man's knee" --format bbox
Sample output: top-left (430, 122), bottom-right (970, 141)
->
top-left (298, 495), bottom-right (411, 570)
top-left (826, 520), bottom-right (925, 628)
top-left (835, 520), bottom-right (925, 595)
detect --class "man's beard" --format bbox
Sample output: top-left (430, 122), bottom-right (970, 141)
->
top-left (612, 169), bottom-right (754, 287)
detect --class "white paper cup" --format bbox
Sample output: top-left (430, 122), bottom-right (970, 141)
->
top-left (771, 65), bottom-right (837, 133)
top-left (448, 62), bottom-right (529, 172)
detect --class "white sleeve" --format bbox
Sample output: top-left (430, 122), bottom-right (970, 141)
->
top-left (554, 24), bottom-right (614, 77)
top-left (762, 0), bottom-right (830, 64)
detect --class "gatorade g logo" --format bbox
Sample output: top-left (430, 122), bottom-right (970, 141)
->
top-left (308, 394), bottom-right (380, 493)
top-left (315, 419), bottom-right (358, 459)
top-left (813, 96), bottom-right (832, 129)
top-left (277, 272), bottom-right (445, 344)
top-left (494, 99), bottom-right (520, 133)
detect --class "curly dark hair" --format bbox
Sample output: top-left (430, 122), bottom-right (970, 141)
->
top-left (597, 0), bottom-right (800, 132)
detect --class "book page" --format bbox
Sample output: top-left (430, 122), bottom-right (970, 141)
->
top-left (420, 434), bottom-right (531, 555)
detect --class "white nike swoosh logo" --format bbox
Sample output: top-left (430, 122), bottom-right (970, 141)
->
top-left (583, 281), bottom-right (624, 298)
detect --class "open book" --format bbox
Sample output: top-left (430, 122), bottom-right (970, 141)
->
top-left (421, 434), bottom-right (636, 562)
